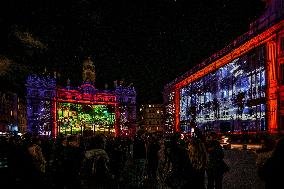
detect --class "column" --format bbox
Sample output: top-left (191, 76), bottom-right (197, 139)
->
top-left (175, 88), bottom-right (180, 132)
top-left (266, 41), bottom-right (279, 132)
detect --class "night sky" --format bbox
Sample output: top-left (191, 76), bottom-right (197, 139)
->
top-left (0, 0), bottom-right (266, 105)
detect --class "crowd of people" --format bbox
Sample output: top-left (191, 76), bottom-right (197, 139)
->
top-left (256, 136), bottom-right (284, 189)
top-left (1, 130), bottom-right (283, 189)
top-left (0, 130), bottom-right (230, 189)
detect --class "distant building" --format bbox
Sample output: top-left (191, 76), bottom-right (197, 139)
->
top-left (164, 0), bottom-right (284, 135)
top-left (26, 58), bottom-right (137, 137)
top-left (139, 104), bottom-right (164, 133)
top-left (17, 98), bottom-right (27, 133)
top-left (0, 91), bottom-right (18, 133)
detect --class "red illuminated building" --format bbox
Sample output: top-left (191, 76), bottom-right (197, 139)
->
top-left (164, 0), bottom-right (284, 135)
top-left (26, 58), bottom-right (137, 137)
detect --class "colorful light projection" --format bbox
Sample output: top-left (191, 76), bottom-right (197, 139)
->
top-left (165, 19), bottom-right (284, 134)
top-left (57, 103), bottom-right (115, 135)
top-left (26, 75), bottom-right (56, 136)
top-left (179, 45), bottom-right (266, 133)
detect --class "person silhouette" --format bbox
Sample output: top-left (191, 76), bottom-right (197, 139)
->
top-left (258, 137), bottom-right (284, 189)
top-left (206, 132), bottom-right (228, 189)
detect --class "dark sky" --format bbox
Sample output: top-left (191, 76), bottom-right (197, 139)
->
top-left (0, 0), bottom-right (266, 105)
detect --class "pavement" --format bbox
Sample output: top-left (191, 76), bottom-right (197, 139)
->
top-left (142, 149), bottom-right (265, 189)
top-left (223, 149), bottom-right (265, 189)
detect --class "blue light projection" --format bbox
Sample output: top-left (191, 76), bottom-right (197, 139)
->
top-left (180, 45), bottom-right (266, 133)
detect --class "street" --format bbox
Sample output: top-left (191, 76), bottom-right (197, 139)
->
top-left (223, 149), bottom-right (264, 189)
top-left (143, 149), bottom-right (266, 189)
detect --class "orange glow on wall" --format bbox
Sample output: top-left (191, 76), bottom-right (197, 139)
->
top-left (175, 26), bottom-right (279, 89)
top-left (266, 41), bottom-right (278, 132)
top-left (168, 20), bottom-right (284, 133)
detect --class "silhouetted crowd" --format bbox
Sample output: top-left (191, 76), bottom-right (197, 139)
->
top-left (256, 136), bottom-right (284, 189)
top-left (1, 130), bottom-right (282, 189)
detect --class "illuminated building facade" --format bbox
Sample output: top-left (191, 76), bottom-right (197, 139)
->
top-left (139, 104), bottom-right (164, 133)
top-left (17, 98), bottom-right (27, 134)
top-left (26, 58), bottom-right (136, 137)
top-left (0, 91), bottom-right (18, 133)
top-left (164, 0), bottom-right (284, 135)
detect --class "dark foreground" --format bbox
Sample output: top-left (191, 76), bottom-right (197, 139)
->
top-left (143, 149), bottom-right (265, 189)
top-left (0, 149), bottom-right (265, 189)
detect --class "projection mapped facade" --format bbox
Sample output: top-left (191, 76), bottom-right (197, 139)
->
top-left (26, 58), bottom-right (136, 137)
top-left (179, 46), bottom-right (266, 133)
top-left (57, 103), bottom-right (115, 136)
top-left (164, 0), bottom-right (284, 135)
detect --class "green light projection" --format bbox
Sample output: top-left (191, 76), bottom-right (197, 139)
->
top-left (57, 103), bottom-right (115, 135)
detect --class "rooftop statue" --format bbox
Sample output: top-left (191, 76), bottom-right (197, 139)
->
top-left (82, 57), bottom-right (96, 83)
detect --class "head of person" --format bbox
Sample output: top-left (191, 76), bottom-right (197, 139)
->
top-left (92, 134), bottom-right (107, 149)
top-left (272, 137), bottom-right (284, 159)
top-left (263, 138), bottom-right (276, 151)
top-left (209, 132), bottom-right (218, 140)
top-left (188, 138), bottom-right (208, 170)
top-left (135, 130), bottom-right (145, 140)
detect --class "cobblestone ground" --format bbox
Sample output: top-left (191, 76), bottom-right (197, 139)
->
top-left (222, 149), bottom-right (265, 189)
